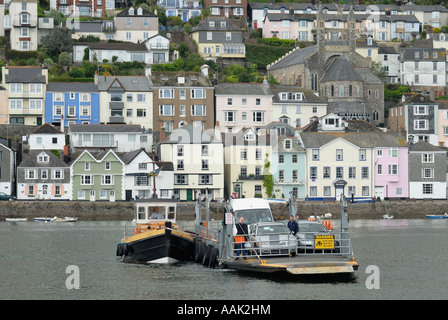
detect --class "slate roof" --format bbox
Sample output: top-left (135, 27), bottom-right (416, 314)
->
top-left (214, 83), bottom-right (272, 96)
top-left (69, 123), bottom-right (142, 133)
top-left (5, 67), bottom-right (46, 83)
top-left (150, 72), bottom-right (212, 88)
top-left (88, 42), bottom-right (147, 51)
top-left (190, 17), bottom-right (241, 33)
top-left (397, 93), bottom-right (436, 106)
top-left (268, 45), bottom-right (318, 71)
top-left (299, 131), bottom-right (407, 148)
top-left (115, 7), bottom-right (157, 17)
top-left (46, 82), bottom-right (99, 92)
top-left (270, 85), bottom-right (326, 103)
top-left (409, 141), bottom-right (446, 152)
top-left (97, 76), bottom-right (151, 92)
top-left (31, 123), bottom-right (64, 135)
top-left (320, 57), bottom-right (363, 82)
top-left (19, 150), bottom-right (68, 168)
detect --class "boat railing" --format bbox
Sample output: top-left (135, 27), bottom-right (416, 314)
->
top-left (296, 231), bottom-right (352, 256)
top-left (226, 231), bottom-right (352, 259)
top-left (196, 224), bottom-right (219, 242)
top-left (230, 233), bottom-right (298, 258)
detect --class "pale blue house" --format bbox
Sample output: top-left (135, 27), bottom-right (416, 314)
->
top-left (45, 82), bottom-right (100, 128)
top-left (266, 122), bottom-right (306, 200)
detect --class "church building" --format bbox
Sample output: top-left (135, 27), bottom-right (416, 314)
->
top-left (267, 6), bottom-right (385, 126)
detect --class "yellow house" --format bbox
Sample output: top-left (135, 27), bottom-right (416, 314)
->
top-left (189, 16), bottom-right (245, 64)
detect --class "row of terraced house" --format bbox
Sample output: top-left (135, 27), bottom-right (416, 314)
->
top-left (0, 113), bottom-right (446, 203)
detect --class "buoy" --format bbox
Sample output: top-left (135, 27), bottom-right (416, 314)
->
top-left (134, 227), bottom-right (138, 235)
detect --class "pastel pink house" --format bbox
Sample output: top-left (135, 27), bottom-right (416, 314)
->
top-left (374, 142), bottom-right (409, 199)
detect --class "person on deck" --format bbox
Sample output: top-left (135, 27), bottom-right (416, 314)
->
top-left (288, 215), bottom-right (299, 236)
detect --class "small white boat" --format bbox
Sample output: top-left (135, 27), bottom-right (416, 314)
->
top-left (34, 217), bottom-right (78, 222)
top-left (383, 214), bottom-right (394, 219)
top-left (5, 218), bottom-right (27, 222)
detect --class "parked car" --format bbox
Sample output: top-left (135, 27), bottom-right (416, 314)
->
top-left (248, 222), bottom-right (297, 256)
top-left (297, 221), bottom-right (339, 253)
top-left (0, 192), bottom-right (16, 201)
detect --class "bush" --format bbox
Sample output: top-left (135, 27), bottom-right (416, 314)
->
top-left (257, 38), bottom-right (296, 48)
top-left (8, 50), bottom-right (38, 60)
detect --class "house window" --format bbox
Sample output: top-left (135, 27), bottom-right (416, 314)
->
top-left (323, 167), bottom-right (330, 179)
top-left (159, 89), bottom-right (174, 98)
top-left (191, 89), bottom-right (205, 99)
top-left (423, 183), bottom-right (433, 194)
top-left (422, 153), bottom-right (434, 163)
top-left (224, 111), bottom-right (235, 122)
top-left (388, 164), bottom-right (398, 175)
top-left (422, 168), bottom-right (434, 178)
top-left (101, 175), bottom-right (113, 185)
top-left (310, 167), bottom-right (317, 179)
top-left (159, 105), bottom-right (174, 116)
top-left (81, 175), bottom-right (93, 185)
top-left (361, 167), bottom-right (369, 179)
top-left (336, 149), bottom-right (343, 161)
top-left (240, 148), bottom-right (247, 160)
top-left (312, 149), bottom-right (319, 160)
top-left (252, 112), bottom-right (264, 122)
top-left (191, 105), bottom-right (206, 116)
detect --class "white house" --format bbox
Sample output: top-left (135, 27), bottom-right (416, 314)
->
top-left (28, 123), bottom-right (65, 151)
top-left (159, 124), bottom-right (224, 201)
top-left (68, 123), bottom-right (145, 154)
top-left (120, 148), bottom-right (174, 201)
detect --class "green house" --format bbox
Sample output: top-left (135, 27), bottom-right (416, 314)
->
top-left (70, 149), bottom-right (124, 201)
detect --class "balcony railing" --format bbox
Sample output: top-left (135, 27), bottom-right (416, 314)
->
top-left (12, 19), bottom-right (37, 27)
top-left (238, 174), bottom-right (264, 180)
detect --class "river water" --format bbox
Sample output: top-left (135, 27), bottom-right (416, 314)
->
top-left (0, 218), bottom-right (447, 301)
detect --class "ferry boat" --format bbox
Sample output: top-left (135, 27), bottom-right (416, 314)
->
top-left (193, 195), bottom-right (359, 276)
top-left (117, 199), bottom-right (196, 264)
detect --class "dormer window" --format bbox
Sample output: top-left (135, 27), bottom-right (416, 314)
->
top-left (137, 7), bottom-right (142, 15)
top-left (367, 37), bottom-right (373, 46)
top-left (209, 21), bottom-right (215, 27)
top-left (37, 154), bottom-right (49, 163)
top-left (284, 139), bottom-right (291, 149)
top-left (129, 7), bottom-right (134, 15)
top-left (279, 92), bottom-right (303, 101)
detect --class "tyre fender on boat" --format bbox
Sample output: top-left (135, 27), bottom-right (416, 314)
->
top-left (209, 247), bottom-right (219, 268)
top-left (202, 244), bottom-right (213, 266)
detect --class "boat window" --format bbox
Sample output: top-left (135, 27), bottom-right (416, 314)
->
top-left (168, 206), bottom-right (175, 219)
top-left (149, 207), bottom-right (164, 219)
top-left (137, 207), bottom-right (146, 220)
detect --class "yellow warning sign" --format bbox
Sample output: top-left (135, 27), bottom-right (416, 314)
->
top-left (314, 235), bottom-right (335, 249)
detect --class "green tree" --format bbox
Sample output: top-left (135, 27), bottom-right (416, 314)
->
top-left (58, 52), bottom-right (71, 70)
top-left (41, 29), bottom-right (73, 58)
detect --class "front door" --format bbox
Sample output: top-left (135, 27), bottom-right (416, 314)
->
top-left (186, 189), bottom-right (193, 201)
top-left (110, 190), bottom-right (115, 202)
top-left (89, 190), bottom-right (95, 202)
top-left (374, 186), bottom-right (384, 199)
top-left (37, 117), bottom-right (42, 126)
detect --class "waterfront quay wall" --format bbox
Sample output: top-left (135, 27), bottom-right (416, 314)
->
top-left (1, 199), bottom-right (447, 221)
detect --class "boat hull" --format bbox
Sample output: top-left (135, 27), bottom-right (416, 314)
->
top-left (426, 215), bottom-right (448, 219)
top-left (118, 225), bottom-right (195, 264)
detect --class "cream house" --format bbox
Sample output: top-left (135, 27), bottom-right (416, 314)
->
top-left (299, 130), bottom-right (376, 201)
top-left (223, 128), bottom-right (274, 199)
top-left (159, 125), bottom-right (224, 201)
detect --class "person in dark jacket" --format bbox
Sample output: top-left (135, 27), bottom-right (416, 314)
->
top-left (235, 217), bottom-right (248, 259)
top-left (287, 215), bottom-right (299, 236)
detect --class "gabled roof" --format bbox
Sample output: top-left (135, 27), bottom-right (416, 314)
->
top-left (97, 76), bottom-right (150, 92)
top-left (31, 123), bottom-right (64, 135)
top-left (190, 16), bottom-right (241, 33)
top-left (320, 57), bottom-right (362, 82)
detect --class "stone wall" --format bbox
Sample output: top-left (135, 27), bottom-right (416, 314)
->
top-left (1, 199), bottom-right (446, 221)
